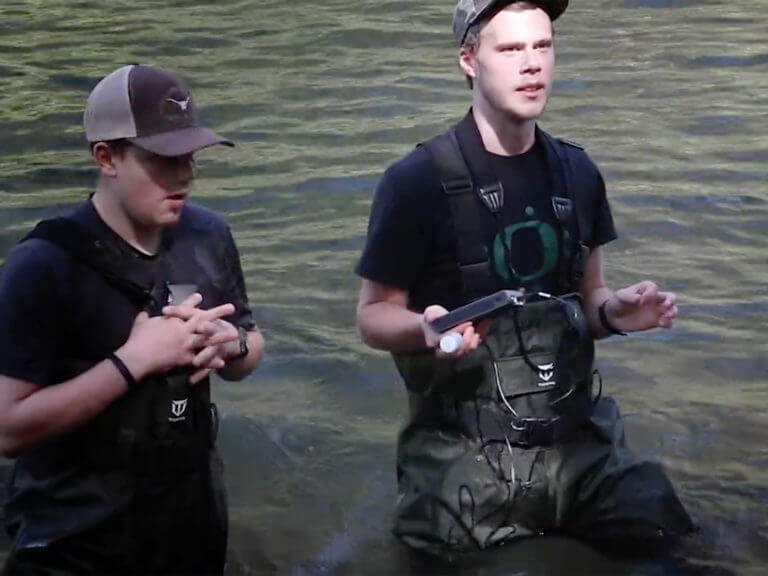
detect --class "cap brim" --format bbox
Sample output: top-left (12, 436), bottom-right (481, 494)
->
top-left (130, 127), bottom-right (234, 157)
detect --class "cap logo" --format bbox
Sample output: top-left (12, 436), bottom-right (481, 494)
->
top-left (166, 96), bottom-right (190, 112)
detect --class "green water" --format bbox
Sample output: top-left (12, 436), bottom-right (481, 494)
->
top-left (1, 0), bottom-right (767, 574)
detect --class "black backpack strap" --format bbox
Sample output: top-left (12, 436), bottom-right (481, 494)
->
top-left (423, 125), bottom-right (498, 301)
top-left (23, 218), bottom-right (155, 309)
top-left (537, 128), bottom-right (590, 288)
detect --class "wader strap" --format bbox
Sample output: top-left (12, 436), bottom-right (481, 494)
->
top-left (423, 124), bottom-right (499, 300)
top-left (23, 218), bottom-right (155, 309)
top-left (540, 131), bottom-right (590, 287)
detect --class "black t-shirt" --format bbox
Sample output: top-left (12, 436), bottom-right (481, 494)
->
top-left (0, 198), bottom-right (253, 387)
top-left (356, 122), bottom-right (617, 311)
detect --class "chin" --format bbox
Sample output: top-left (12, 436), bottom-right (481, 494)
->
top-left (506, 102), bottom-right (547, 122)
top-left (157, 212), bottom-right (182, 227)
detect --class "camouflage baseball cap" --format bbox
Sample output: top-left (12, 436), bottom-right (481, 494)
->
top-left (453, 0), bottom-right (568, 46)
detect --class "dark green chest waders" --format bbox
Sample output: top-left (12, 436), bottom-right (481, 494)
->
top-left (391, 117), bottom-right (600, 552)
top-left (15, 219), bottom-right (225, 573)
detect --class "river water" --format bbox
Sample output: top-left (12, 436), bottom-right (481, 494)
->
top-left (0, 0), bottom-right (766, 574)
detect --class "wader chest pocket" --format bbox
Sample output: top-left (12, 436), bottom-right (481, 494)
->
top-left (492, 353), bottom-right (564, 418)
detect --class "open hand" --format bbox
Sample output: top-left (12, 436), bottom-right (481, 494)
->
top-left (607, 281), bottom-right (677, 333)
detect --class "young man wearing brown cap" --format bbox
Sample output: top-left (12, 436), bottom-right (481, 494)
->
top-left (356, 0), bottom-right (694, 555)
top-left (0, 64), bottom-right (263, 574)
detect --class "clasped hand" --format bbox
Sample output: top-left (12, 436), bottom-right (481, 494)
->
top-left (124, 293), bottom-right (239, 385)
top-left (161, 293), bottom-right (241, 383)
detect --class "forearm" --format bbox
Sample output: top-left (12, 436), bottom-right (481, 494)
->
top-left (357, 300), bottom-right (428, 352)
top-left (582, 285), bottom-right (615, 339)
top-left (217, 329), bottom-right (264, 381)
top-left (0, 359), bottom-right (131, 456)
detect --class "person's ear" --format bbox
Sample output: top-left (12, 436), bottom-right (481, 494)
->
top-left (458, 47), bottom-right (478, 83)
top-left (92, 142), bottom-right (119, 178)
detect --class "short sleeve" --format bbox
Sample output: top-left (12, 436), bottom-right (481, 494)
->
top-left (355, 147), bottom-right (440, 291)
top-left (0, 241), bottom-right (63, 386)
top-left (588, 169), bottom-right (617, 248)
top-left (569, 147), bottom-right (617, 249)
top-left (219, 225), bottom-right (255, 331)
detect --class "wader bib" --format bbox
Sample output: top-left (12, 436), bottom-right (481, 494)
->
top-left (4, 217), bottom-right (227, 575)
top-left (391, 116), bottom-right (694, 553)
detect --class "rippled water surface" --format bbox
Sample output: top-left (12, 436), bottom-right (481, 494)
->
top-left (1, 0), bottom-right (766, 574)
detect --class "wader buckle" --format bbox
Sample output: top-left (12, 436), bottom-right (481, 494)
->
top-left (511, 417), bottom-right (558, 447)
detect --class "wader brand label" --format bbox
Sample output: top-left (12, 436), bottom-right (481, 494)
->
top-left (169, 398), bottom-right (188, 422)
top-left (537, 363), bottom-right (556, 388)
top-left (167, 283), bottom-right (198, 305)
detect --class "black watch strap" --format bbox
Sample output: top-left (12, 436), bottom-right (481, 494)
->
top-left (233, 326), bottom-right (249, 360)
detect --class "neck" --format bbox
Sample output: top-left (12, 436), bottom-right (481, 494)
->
top-left (92, 184), bottom-right (162, 255)
top-left (471, 99), bottom-right (536, 156)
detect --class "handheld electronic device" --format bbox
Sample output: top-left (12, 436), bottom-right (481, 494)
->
top-left (429, 289), bottom-right (525, 334)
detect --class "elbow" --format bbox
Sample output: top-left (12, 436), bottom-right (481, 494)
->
top-left (0, 434), bottom-right (22, 459)
top-left (356, 306), bottom-right (379, 349)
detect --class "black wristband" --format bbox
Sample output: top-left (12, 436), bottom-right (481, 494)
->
top-left (108, 352), bottom-right (138, 388)
top-left (598, 300), bottom-right (627, 336)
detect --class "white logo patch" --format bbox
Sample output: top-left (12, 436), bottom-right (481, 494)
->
top-left (537, 363), bottom-right (556, 388)
top-left (170, 398), bottom-right (188, 422)
top-left (167, 97), bottom-right (190, 112)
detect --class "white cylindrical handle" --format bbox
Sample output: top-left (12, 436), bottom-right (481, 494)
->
top-left (439, 332), bottom-right (463, 354)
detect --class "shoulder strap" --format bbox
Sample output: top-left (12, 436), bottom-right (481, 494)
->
top-left (537, 128), bottom-right (590, 287)
top-left (424, 129), bottom-right (494, 301)
top-left (22, 218), bottom-right (155, 308)
top-left (423, 122), bottom-right (499, 301)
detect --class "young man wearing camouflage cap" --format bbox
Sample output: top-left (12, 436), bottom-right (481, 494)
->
top-left (356, 0), bottom-right (694, 554)
top-left (0, 64), bottom-right (263, 574)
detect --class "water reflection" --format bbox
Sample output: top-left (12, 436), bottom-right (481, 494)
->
top-left (1, 0), bottom-right (767, 574)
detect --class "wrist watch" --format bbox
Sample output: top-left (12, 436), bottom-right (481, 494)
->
top-left (233, 326), bottom-right (249, 360)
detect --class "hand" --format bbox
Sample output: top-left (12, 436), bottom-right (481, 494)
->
top-left (606, 281), bottom-right (678, 333)
top-left (162, 293), bottom-right (240, 383)
top-left (422, 305), bottom-right (490, 359)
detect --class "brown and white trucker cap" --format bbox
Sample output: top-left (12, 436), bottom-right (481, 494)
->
top-left (84, 64), bottom-right (233, 157)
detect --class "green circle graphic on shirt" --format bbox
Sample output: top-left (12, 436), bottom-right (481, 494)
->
top-left (493, 220), bottom-right (559, 282)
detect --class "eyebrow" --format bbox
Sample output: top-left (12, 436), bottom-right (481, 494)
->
top-left (495, 38), bottom-right (552, 50)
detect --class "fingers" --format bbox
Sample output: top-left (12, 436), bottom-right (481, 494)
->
top-left (421, 305), bottom-right (450, 348)
top-left (423, 305), bottom-right (449, 323)
top-left (205, 330), bottom-right (239, 347)
top-left (475, 318), bottom-right (492, 339)
top-left (162, 296), bottom-right (235, 324)
top-left (189, 368), bottom-right (213, 385)
top-left (183, 305), bottom-right (236, 337)
top-left (435, 324), bottom-right (482, 359)
top-left (162, 292), bottom-right (204, 320)
top-left (180, 292), bottom-right (203, 308)
top-left (195, 303), bottom-right (236, 324)
top-left (192, 345), bottom-right (227, 369)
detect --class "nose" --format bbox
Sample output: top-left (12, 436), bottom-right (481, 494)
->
top-left (521, 48), bottom-right (542, 75)
top-left (177, 154), bottom-right (196, 184)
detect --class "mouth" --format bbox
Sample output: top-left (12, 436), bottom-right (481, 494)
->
top-left (517, 83), bottom-right (545, 95)
top-left (166, 192), bottom-right (188, 201)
